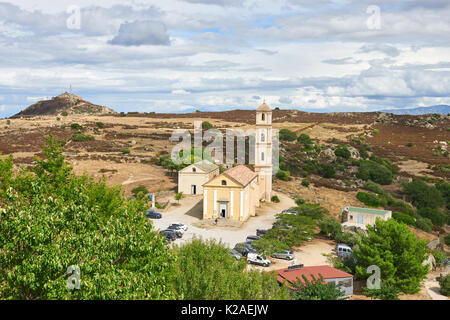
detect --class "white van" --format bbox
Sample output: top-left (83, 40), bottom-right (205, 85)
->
top-left (247, 253), bottom-right (271, 267)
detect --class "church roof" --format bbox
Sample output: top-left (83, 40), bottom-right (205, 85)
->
top-left (224, 165), bottom-right (257, 187)
top-left (257, 102), bottom-right (271, 111)
top-left (180, 159), bottom-right (218, 173)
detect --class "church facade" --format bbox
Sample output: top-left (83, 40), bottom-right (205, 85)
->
top-left (202, 103), bottom-right (273, 222)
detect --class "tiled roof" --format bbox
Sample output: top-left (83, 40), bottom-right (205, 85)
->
top-left (277, 265), bottom-right (353, 286)
top-left (181, 160), bottom-right (218, 173)
top-left (224, 165), bottom-right (257, 186)
top-left (344, 206), bottom-right (391, 215)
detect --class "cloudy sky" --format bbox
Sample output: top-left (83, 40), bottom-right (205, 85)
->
top-left (0, 0), bottom-right (450, 117)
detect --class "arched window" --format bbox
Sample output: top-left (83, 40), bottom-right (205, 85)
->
top-left (192, 168), bottom-right (196, 172)
top-left (261, 132), bottom-right (265, 142)
top-left (262, 113), bottom-right (265, 121)
top-left (261, 152), bottom-right (265, 161)
top-left (221, 180), bottom-right (227, 186)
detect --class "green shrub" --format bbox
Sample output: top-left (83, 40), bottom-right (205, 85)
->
top-left (292, 274), bottom-right (345, 300)
top-left (372, 129), bottom-right (379, 135)
top-left (357, 160), bottom-right (393, 185)
top-left (392, 212), bottom-right (416, 227)
top-left (295, 198), bottom-right (305, 206)
top-left (96, 122), bottom-right (105, 128)
top-left (403, 180), bottom-right (444, 210)
top-left (438, 274), bottom-right (450, 296)
top-left (276, 170), bottom-right (290, 181)
top-left (363, 284), bottom-right (399, 300)
top-left (318, 163), bottom-right (336, 179)
top-left (357, 192), bottom-right (387, 208)
top-left (319, 217), bottom-right (342, 238)
top-left (131, 185), bottom-right (149, 196)
top-left (445, 235), bottom-right (450, 246)
top-left (62, 111), bottom-right (68, 116)
top-left (416, 217), bottom-right (433, 233)
top-left (334, 146), bottom-right (351, 159)
top-left (297, 133), bottom-right (312, 145)
top-left (417, 207), bottom-right (447, 227)
top-left (407, 142), bottom-right (414, 147)
top-left (121, 149), bottom-right (131, 155)
top-left (201, 121), bottom-right (213, 130)
top-left (70, 123), bottom-right (83, 130)
top-left (432, 250), bottom-right (448, 267)
top-left (71, 132), bottom-right (94, 142)
top-left (271, 195), bottom-right (280, 203)
top-left (363, 180), bottom-right (385, 195)
top-left (301, 179), bottom-right (310, 187)
top-left (279, 129), bottom-right (297, 141)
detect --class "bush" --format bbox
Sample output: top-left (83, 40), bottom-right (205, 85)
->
top-left (403, 180), bottom-right (444, 210)
top-left (292, 274), bottom-right (345, 300)
top-left (363, 284), bottom-right (399, 300)
top-left (392, 212), bottom-right (416, 227)
top-left (201, 121), bottom-right (212, 130)
top-left (438, 274), bottom-right (450, 296)
top-left (417, 207), bottom-right (447, 227)
top-left (271, 195), bottom-right (280, 203)
top-left (301, 179), bottom-right (310, 187)
top-left (416, 217), bottom-right (433, 233)
top-left (71, 132), bottom-right (94, 142)
top-left (131, 185), bottom-right (149, 196)
top-left (372, 129), bottom-right (379, 135)
top-left (407, 142), bottom-right (414, 147)
top-left (279, 129), bottom-right (297, 141)
top-left (334, 146), bottom-right (351, 159)
top-left (276, 170), bottom-right (290, 181)
top-left (319, 217), bottom-right (342, 238)
top-left (62, 111), bottom-right (68, 116)
top-left (318, 163), bottom-right (336, 179)
top-left (121, 149), bottom-right (131, 154)
top-left (363, 180), bottom-right (385, 195)
top-left (70, 123), bottom-right (83, 130)
top-left (96, 122), bottom-right (105, 128)
top-left (295, 198), bottom-right (305, 206)
top-left (432, 250), bottom-right (448, 267)
top-left (357, 160), bottom-right (393, 185)
top-left (297, 133), bottom-right (312, 145)
top-left (357, 192), bottom-right (387, 208)
top-left (445, 235), bottom-right (450, 246)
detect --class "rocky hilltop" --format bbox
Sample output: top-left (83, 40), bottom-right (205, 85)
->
top-left (12, 92), bottom-right (117, 118)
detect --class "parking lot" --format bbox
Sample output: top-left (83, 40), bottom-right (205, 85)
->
top-left (151, 192), bottom-right (295, 249)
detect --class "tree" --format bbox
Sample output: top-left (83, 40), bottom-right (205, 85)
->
top-left (357, 160), bottom-right (393, 185)
top-left (319, 217), bottom-right (342, 238)
top-left (175, 192), bottom-right (183, 204)
top-left (403, 180), bottom-right (444, 210)
top-left (353, 219), bottom-right (429, 294)
top-left (279, 129), bottom-right (297, 141)
top-left (291, 274), bottom-right (345, 300)
top-left (0, 137), bottom-right (177, 299)
top-left (276, 170), bottom-right (290, 181)
top-left (438, 274), bottom-right (450, 296)
top-left (132, 185), bottom-right (149, 197)
top-left (201, 121), bottom-right (213, 130)
top-left (172, 238), bottom-right (290, 300)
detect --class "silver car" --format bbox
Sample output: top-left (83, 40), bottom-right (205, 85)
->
top-left (230, 249), bottom-right (243, 260)
top-left (271, 250), bottom-right (295, 260)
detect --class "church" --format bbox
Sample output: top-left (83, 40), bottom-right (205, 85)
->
top-left (201, 102), bottom-right (274, 222)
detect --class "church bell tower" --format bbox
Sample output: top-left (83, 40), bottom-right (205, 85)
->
top-left (254, 102), bottom-right (273, 202)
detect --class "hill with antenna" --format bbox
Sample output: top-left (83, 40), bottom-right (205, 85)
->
top-left (12, 92), bottom-right (117, 118)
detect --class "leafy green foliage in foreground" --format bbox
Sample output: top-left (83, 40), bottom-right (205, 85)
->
top-left (172, 238), bottom-right (290, 300)
top-left (353, 219), bottom-right (429, 294)
top-left (291, 274), bottom-right (345, 300)
top-left (0, 137), bottom-right (176, 299)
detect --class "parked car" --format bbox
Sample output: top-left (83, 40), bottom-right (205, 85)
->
top-left (160, 231), bottom-right (176, 242)
top-left (282, 207), bottom-right (297, 215)
top-left (246, 235), bottom-right (261, 244)
top-left (169, 222), bottom-right (188, 232)
top-left (336, 243), bottom-right (353, 259)
top-left (271, 250), bottom-right (295, 260)
top-left (161, 229), bottom-right (182, 239)
top-left (247, 252), bottom-right (271, 267)
top-left (168, 224), bottom-right (187, 234)
top-left (234, 242), bottom-right (256, 256)
top-left (230, 249), bottom-right (243, 260)
top-left (146, 210), bottom-right (162, 219)
top-left (256, 229), bottom-right (268, 237)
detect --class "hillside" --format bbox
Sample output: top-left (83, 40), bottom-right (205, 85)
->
top-left (11, 92), bottom-right (117, 118)
top-left (380, 105), bottom-right (450, 115)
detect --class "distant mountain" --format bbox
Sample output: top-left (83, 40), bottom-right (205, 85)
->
top-left (379, 105), bottom-right (450, 115)
top-left (12, 92), bottom-right (117, 118)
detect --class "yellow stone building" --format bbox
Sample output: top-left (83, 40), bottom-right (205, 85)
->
top-left (202, 103), bottom-right (273, 221)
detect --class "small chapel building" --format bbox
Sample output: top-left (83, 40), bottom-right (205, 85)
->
top-left (202, 102), bottom-right (274, 222)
